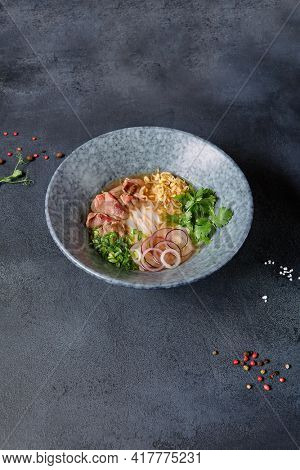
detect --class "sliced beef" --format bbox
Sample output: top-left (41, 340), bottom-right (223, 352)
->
top-left (91, 192), bottom-right (128, 220)
top-left (102, 221), bottom-right (126, 237)
top-left (122, 178), bottom-right (144, 195)
top-left (120, 193), bottom-right (134, 206)
top-left (86, 212), bottom-right (114, 228)
top-left (86, 212), bottom-right (126, 236)
top-left (109, 184), bottom-right (123, 197)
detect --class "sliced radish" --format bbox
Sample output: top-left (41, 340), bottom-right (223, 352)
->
top-left (150, 227), bottom-right (171, 240)
top-left (166, 229), bottom-right (188, 249)
top-left (141, 248), bottom-right (164, 271)
top-left (181, 238), bottom-right (194, 258)
top-left (160, 249), bottom-right (181, 269)
top-left (154, 239), bottom-right (181, 254)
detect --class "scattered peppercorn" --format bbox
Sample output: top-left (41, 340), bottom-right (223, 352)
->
top-left (252, 352), bottom-right (259, 359)
top-left (244, 355), bottom-right (249, 362)
top-left (233, 359), bottom-right (239, 365)
top-left (31, 136), bottom-right (37, 141)
top-left (3, 132), bottom-right (8, 136)
top-left (250, 360), bottom-right (256, 366)
top-left (243, 365), bottom-right (250, 371)
top-left (279, 377), bottom-right (286, 383)
top-left (285, 364), bottom-right (291, 369)
top-left (273, 371), bottom-right (279, 376)
top-left (41, 149), bottom-right (46, 153)
top-left (260, 369), bottom-right (266, 375)
top-left (246, 384), bottom-right (252, 390)
top-left (26, 155), bottom-right (34, 161)
top-left (13, 131), bottom-right (18, 136)
top-left (212, 350), bottom-right (219, 356)
top-left (269, 374), bottom-right (274, 380)
top-left (243, 351), bottom-right (251, 357)
top-left (44, 155), bottom-right (49, 160)
top-left (257, 361), bottom-right (264, 366)
top-left (56, 152), bottom-right (65, 159)
top-left (263, 359), bottom-right (270, 364)
top-left (263, 384), bottom-right (271, 391)
top-left (0, 158), bottom-right (5, 165)
top-left (257, 376), bottom-right (263, 382)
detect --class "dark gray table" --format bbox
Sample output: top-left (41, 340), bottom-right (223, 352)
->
top-left (0, 0), bottom-right (299, 450)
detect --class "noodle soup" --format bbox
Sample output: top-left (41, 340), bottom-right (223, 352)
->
top-left (86, 170), bottom-right (233, 271)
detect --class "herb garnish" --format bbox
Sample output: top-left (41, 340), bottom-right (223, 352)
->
top-left (0, 153), bottom-right (32, 186)
top-left (167, 186), bottom-right (233, 244)
top-left (91, 230), bottom-right (138, 270)
top-left (129, 228), bottom-right (143, 242)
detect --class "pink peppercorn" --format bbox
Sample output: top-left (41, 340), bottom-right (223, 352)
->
top-left (32, 136), bottom-right (37, 141)
top-left (3, 132), bottom-right (8, 136)
top-left (250, 360), bottom-right (256, 366)
top-left (44, 155), bottom-right (49, 160)
top-left (279, 377), bottom-right (286, 383)
top-left (243, 355), bottom-right (249, 362)
top-left (252, 352), bottom-right (259, 359)
top-left (33, 153), bottom-right (39, 158)
top-left (263, 384), bottom-right (271, 391)
top-left (13, 131), bottom-right (18, 136)
top-left (257, 376), bottom-right (263, 382)
top-left (233, 359), bottom-right (239, 365)
top-left (7, 152), bottom-right (13, 157)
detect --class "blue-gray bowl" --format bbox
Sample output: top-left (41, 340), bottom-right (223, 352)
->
top-left (45, 127), bottom-right (253, 288)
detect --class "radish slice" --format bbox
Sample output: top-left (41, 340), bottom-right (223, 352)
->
top-left (166, 229), bottom-right (188, 249)
top-left (153, 240), bottom-right (181, 264)
top-left (181, 238), bottom-right (194, 258)
top-left (160, 249), bottom-right (181, 269)
top-left (150, 228), bottom-right (171, 240)
top-left (141, 248), bottom-right (164, 271)
top-left (154, 239), bottom-right (181, 253)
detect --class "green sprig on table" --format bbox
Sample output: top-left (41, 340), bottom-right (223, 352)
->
top-left (0, 153), bottom-right (32, 186)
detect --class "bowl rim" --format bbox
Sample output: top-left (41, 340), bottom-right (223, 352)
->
top-left (45, 126), bottom-right (254, 289)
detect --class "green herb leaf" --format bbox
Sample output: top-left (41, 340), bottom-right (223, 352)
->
top-left (0, 153), bottom-right (32, 186)
top-left (171, 186), bottom-right (233, 245)
top-left (210, 207), bottom-right (233, 228)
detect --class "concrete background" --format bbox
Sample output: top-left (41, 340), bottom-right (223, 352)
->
top-left (0, 0), bottom-right (299, 449)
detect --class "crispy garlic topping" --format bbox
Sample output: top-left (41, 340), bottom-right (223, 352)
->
top-left (142, 170), bottom-right (189, 215)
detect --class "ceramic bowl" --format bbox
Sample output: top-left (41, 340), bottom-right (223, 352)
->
top-left (45, 127), bottom-right (253, 288)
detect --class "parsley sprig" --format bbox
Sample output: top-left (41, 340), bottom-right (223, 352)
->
top-left (167, 186), bottom-right (233, 245)
top-left (0, 153), bottom-right (32, 186)
top-left (91, 230), bottom-right (138, 270)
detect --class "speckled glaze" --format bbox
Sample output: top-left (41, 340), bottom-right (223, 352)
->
top-left (45, 127), bottom-right (253, 288)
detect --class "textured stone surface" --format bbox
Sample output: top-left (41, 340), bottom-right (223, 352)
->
top-left (0, 0), bottom-right (299, 449)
